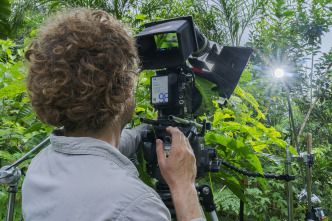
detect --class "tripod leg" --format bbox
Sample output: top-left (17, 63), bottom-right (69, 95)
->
top-left (208, 211), bottom-right (219, 221)
top-left (199, 204), bottom-right (219, 221)
top-left (200, 205), bottom-right (207, 220)
top-left (6, 185), bottom-right (17, 221)
top-left (197, 185), bottom-right (219, 221)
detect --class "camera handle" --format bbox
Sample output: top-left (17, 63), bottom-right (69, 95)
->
top-left (0, 136), bottom-right (50, 221)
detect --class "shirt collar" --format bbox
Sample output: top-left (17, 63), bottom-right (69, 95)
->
top-left (50, 128), bottom-right (139, 177)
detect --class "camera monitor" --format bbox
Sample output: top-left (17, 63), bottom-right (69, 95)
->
top-left (136, 16), bottom-right (198, 70)
top-left (136, 16), bottom-right (254, 105)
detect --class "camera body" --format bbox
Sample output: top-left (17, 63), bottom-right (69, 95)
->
top-left (141, 119), bottom-right (219, 182)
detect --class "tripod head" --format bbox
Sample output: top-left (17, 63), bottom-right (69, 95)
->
top-left (140, 116), bottom-right (220, 183)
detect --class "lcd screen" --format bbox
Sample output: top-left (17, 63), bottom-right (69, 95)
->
top-left (154, 33), bottom-right (179, 51)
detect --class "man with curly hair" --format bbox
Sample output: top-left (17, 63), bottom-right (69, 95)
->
top-left (22, 8), bottom-right (205, 221)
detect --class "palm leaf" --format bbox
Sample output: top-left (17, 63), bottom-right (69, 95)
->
top-left (22, 123), bottom-right (43, 135)
top-left (15, 103), bottom-right (34, 123)
top-left (0, 0), bottom-right (11, 39)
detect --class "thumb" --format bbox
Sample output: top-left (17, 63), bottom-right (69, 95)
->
top-left (156, 139), bottom-right (166, 166)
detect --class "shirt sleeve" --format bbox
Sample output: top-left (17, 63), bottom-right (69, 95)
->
top-left (119, 193), bottom-right (207, 221)
top-left (119, 124), bottom-right (151, 158)
top-left (119, 193), bottom-right (171, 221)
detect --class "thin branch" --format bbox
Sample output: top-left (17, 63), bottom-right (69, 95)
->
top-left (296, 62), bottom-right (332, 144)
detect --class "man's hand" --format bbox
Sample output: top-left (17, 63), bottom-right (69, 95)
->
top-left (156, 127), bottom-right (196, 189)
top-left (156, 126), bottom-right (203, 221)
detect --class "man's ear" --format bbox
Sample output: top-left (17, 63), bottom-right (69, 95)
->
top-left (120, 89), bottom-right (135, 128)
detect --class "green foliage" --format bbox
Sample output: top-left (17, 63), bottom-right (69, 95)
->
top-left (212, 0), bottom-right (266, 46)
top-left (203, 84), bottom-right (292, 206)
top-left (194, 76), bottom-right (219, 114)
top-left (0, 38), bottom-right (53, 220)
top-left (214, 188), bottom-right (240, 218)
top-left (0, 0), bottom-right (11, 39)
top-left (310, 144), bottom-right (332, 217)
top-left (131, 70), bottom-right (157, 127)
top-left (1, 0), bottom-right (331, 220)
top-left (243, 1), bottom-right (331, 219)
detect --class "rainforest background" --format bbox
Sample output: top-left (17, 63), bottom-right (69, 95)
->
top-left (0, 0), bottom-right (331, 220)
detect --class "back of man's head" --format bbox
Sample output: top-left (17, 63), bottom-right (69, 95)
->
top-left (25, 8), bottom-right (138, 132)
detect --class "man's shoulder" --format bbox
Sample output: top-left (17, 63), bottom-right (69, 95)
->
top-left (97, 166), bottom-right (158, 202)
top-left (26, 146), bottom-right (168, 220)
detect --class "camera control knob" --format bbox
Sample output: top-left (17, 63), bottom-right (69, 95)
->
top-left (210, 160), bottom-right (221, 172)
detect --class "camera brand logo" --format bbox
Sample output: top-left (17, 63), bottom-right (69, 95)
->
top-left (149, 25), bottom-right (172, 33)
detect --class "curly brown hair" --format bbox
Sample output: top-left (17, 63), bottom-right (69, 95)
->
top-left (25, 8), bottom-right (138, 132)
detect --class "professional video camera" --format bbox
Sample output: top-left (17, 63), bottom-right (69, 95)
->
top-left (136, 16), bottom-right (253, 181)
top-left (135, 16), bottom-right (253, 218)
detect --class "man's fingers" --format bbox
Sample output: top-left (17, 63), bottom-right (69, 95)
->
top-left (166, 126), bottom-right (180, 137)
top-left (166, 126), bottom-right (184, 150)
top-left (156, 139), bottom-right (166, 166)
top-left (184, 137), bottom-right (194, 153)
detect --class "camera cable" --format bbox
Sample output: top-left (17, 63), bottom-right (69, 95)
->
top-left (219, 159), bottom-right (295, 182)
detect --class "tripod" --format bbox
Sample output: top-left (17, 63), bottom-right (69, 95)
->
top-left (140, 116), bottom-right (220, 220)
top-left (0, 137), bottom-right (50, 221)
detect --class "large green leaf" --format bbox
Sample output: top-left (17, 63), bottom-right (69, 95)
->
top-left (195, 76), bottom-right (218, 113)
top-left (235, 87), bottom-right (265, 120)
top-left (195, 76), bottom-right (217, 103)
top-left (136, 146), bottom-right (154, 188)
top-left (205, 132), bottom-right (263, 174)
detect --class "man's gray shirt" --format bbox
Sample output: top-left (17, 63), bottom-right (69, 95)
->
top-left (22, 126), bottom-right (172, 221)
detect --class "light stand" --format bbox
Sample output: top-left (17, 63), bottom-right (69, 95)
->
top-left (273, 68), bottom-right (298, 221)
top-left (282, 81), bottom-right (299, 152)
top-left (281, 78), bottom-right (296, 221)
top-left (0, 137), bottom-right (50, 221)
top-left (274, 69), bottom-right (326, 221)
top-left (280, 76), bottom-right (317, 221)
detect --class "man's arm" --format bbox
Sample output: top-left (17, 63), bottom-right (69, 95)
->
top-left (119, 124), bottom-right (150, 158)
top-left (156, 127), bottom-right (205, 221)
